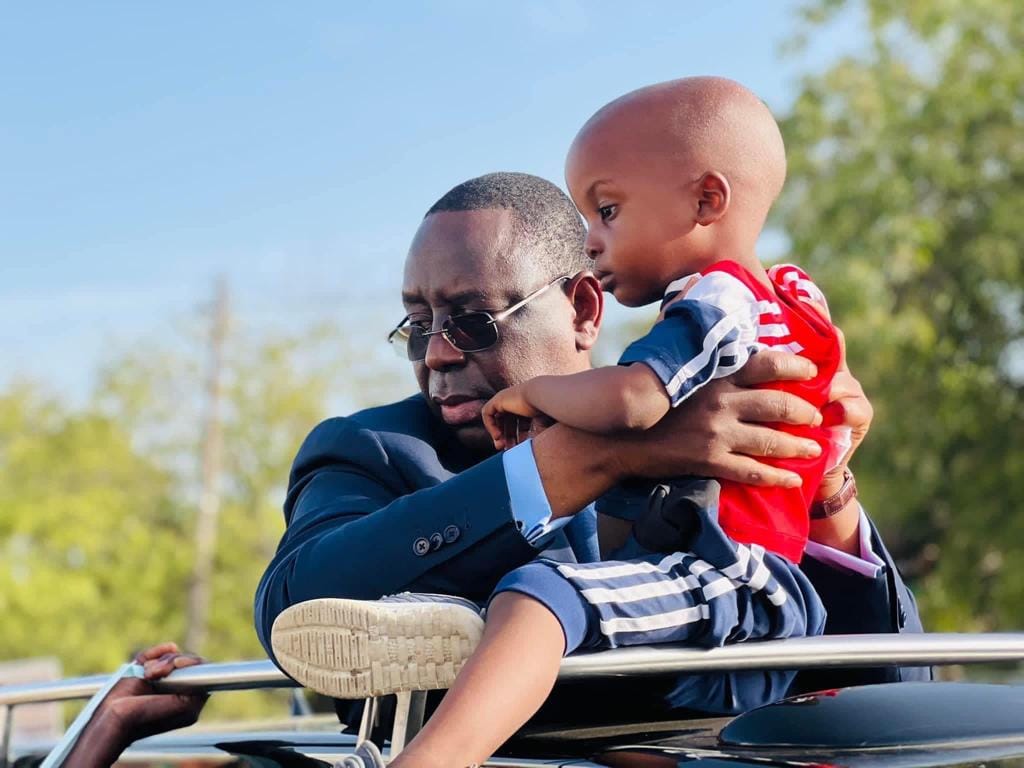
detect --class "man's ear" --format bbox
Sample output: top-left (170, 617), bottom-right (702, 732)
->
top-left (694, 172), bottom-right (730, 226)
top-left (566, 271), bottom-right (603, 352)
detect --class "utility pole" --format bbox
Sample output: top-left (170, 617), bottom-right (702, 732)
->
top-left (185, 277), bottom-right (229, 654)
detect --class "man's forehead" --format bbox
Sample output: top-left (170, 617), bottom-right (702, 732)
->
top-left (402, 208), bottom-right (535, 304)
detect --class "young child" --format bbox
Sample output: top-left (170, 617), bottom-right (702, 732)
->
top-left (272, 77), bottom-right (846, 768)
top-left (483, 76), bottom-right (848, 564)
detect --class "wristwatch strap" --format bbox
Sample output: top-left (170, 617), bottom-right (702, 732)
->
top-left (811, 469), bottom-right (857, 519)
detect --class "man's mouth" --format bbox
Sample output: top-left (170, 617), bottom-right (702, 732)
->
top-left (433, 394), bottom-right (487, 426)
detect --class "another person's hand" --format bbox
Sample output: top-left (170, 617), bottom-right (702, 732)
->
top-left (483, 384), bottom-right (543, 449)
top-left (616, 349), bottom-right (825, 487)
top-left (64, 643), bottom-right (207, 768)
top-left (102, 643), bottom-right (206, 737)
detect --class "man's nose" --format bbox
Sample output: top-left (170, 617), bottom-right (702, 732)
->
top-left (423, 328), bottom-right (466, 371)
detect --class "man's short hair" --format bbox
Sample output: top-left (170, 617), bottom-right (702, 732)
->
top-left (425, 172), bottom-right (589, 278)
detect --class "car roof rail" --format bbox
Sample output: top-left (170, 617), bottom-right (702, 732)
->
top-left (4, 632), bottom-right (1024, 766)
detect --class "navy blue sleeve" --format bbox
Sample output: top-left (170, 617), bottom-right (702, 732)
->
top-left (253, 416), bottom-right (538, 660)
top-left (795, 514), bottom-right (931, 691)
top-left (618, 299), bottom-right (752, 406)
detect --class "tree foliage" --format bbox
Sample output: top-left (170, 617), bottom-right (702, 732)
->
top-left (778, 0), bottom-right (1024, 629)
top-left (0, 320), bottom-right (412, 717)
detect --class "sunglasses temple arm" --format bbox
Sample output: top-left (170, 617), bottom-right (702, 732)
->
top-left (492, 276), bottom-right (570, 322)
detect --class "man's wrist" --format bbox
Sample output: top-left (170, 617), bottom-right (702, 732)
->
top-left (532, 425), bottom-right (629, 520)
top-left (808, 473), bottom-right (862, 554)
top-left (815, 466), bottom-right (848, 501)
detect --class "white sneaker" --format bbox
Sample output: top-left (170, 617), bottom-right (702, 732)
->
top-left (271, 593), bottom-right (485, 699)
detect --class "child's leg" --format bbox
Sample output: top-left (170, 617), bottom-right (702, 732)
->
top-left (391, 591), bottom-right (565, 768)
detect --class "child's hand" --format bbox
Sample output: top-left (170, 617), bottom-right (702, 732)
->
top-left (483, 385), bottom-right (542, 450)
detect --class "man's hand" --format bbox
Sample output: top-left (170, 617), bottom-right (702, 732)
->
top-left (816, 327), bottom-right (872, 499)
top-left (483, 384), bottom-right (543, 450)
top-left (617, 349), bottom-right (825, 487)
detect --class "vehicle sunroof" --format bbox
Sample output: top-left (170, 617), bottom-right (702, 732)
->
top-left (720, 682), bottom-right (1024, 749)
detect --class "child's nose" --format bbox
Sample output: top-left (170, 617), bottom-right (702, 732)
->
top-left (584, 229), bottom-right (602, 259)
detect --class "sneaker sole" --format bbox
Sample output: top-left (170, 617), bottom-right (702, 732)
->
top-left (270, 598), bottom-right (484, 698)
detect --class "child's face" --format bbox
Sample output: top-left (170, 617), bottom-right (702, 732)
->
top-left (566, 131), bottom-right (706, 308)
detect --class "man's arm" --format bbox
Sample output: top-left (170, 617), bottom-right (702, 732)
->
top-left (254, 416), bottom-right (539, 659)
top-left (531, 350), bottom-right (828, 521)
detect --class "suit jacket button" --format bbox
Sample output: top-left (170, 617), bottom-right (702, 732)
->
top-left (443, 525), bottom-right (460, 544)
top-left (429, 532), bottom-right (444, 550)
top-left (413, 537), bottom-right (430, 556)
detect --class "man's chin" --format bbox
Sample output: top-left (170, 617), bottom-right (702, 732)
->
top-left (451, 422), bottom-right (498, 456)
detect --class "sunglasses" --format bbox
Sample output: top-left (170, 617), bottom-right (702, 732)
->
top-left (388, 275), bottom-right (571, 362)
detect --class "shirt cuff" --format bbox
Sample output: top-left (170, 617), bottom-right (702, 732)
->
top-left (502, 439), bottom-right (572, 548)
top-left (803, 505), bottom-right (885, 578)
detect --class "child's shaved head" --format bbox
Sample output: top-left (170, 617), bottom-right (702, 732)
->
top-left (565, 77), bottom-right (787, 306)
top-left (573, 76), bottom-right (786, 225)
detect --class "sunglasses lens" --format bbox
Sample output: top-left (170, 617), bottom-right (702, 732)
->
top-left (405, 326), bottom-right (430, 361)
top-left (446, 313), bottom-right (497, 352)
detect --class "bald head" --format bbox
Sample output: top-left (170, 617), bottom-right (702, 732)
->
top-left (571, 76), bottom-right (787, 223)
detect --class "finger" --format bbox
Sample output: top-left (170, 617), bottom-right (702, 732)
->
top-left (731, 389), bottom-right (823, 427)
top-left (714, 454), bottom-right (803, 488)
top-left (483, 406), bottom-right (506, 446)
top-left (171, 654), bottom-right (204, 669)
top-left (143, 658), bottom-right (177, 680)
top-left (734, 350), bottom-right (817, 386)
top-left (731, 424), bottom-right (823, 460)
top-left (826, 395), bottom-right (872, 432)
top-left (834, 325), bottom-right (848, 372)
top-left (134, 643), bottom-right (179, 664)
top-left (826, 369), bottom-right (861, 403)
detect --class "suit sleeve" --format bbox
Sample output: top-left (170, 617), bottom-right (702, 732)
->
top-left (254, 416), bottom-right (538, 659)
top-left (794, 512), bottom-right (931, 692)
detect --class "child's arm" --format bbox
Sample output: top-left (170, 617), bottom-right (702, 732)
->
top-left (482, 364), bottom-right (670, 449)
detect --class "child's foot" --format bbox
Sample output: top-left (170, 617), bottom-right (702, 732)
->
top-left (335, 740), bottom-right (386, 768)
top-left (271, 593), bottom-right (485, 698)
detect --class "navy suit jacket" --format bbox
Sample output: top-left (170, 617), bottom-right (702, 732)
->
top-left (255, 395), bottom-right (929, 693)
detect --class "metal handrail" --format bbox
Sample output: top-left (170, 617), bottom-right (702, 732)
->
top-left (4, 632), bottom-right (1024, 707)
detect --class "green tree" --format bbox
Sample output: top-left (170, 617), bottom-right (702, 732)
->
top-left (0, 384), bottom-right (190, 674)
top-left (0, 318), bottom-right (413, 719)
top-left (778, 0), bottom-right (1024, 629)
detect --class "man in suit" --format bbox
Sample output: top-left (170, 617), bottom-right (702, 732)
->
top-left (254, 172), bottom-right (927, 726)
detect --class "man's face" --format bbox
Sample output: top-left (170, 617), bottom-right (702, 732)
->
top-left (402, 208), bottom-right (582, 456)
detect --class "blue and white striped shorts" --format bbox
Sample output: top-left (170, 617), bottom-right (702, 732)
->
top-left (491, 504), bottom-right (826, 713)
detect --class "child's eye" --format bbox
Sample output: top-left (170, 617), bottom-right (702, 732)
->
top-left (598, 204), bottom-right (617, 222)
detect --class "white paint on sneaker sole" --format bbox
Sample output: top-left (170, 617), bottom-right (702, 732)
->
top-left (271, 598), bottom-right (485, 698)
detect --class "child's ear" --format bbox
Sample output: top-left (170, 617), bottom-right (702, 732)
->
top-left (694, 172), bottom-right (731, 225)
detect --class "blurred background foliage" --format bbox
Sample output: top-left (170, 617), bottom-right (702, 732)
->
top-left (777, 0), bottom-right (1023, 631)
top-left (1, 0), bottom-right (1022, 719)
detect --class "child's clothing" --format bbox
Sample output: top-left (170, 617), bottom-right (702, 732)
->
top-left (492, 477), bottom-right (826, 713)
top-left (615, 260), bottom-right (845, 563)
top-left (491, 260), bottom-right (842, 713)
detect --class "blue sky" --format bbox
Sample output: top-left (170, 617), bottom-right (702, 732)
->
top-left (1, 2), bottom-right (863, 401)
